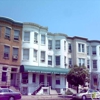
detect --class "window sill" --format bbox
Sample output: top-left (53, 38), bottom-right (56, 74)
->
top-left (41, 61), bottom-right (45, 63)
top-left (34, 42), bottom-right (38, 44)
top-left (22, 60), bottom-right (29, 62)
top-left (41, 44), bottom-right (46, 46)
top-left (33, 60), bottom-right (37, 62)
top-left (13, 40), bottom-right (19, 42)
top-left (23, 41), bottom-right (30, 43)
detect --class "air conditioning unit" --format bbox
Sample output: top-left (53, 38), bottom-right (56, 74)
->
top-left (68, 50), bottom-right (72, 53)
top-left (34, 40), bottom-right (38, 43)
top-left (41, 60), bottom-right (45, 62)
top-left (12, 55), bottom-right (18, 60)
top-left (5, 35), bottom-right (10, 39)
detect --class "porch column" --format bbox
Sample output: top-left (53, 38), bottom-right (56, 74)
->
top-left (28, 73), bottom-right (32, 95)
top-left (44, 74), bottom-right (47, 86)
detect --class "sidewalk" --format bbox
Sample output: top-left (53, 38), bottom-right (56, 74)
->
top-left (22, 95), bottom-right (72, 100)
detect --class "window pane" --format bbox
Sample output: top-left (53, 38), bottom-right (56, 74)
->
top-left (55, 40), bottom-right (60, 49)
top-left (23, 49), bottom-right (29, 60)
top-left (56, 56), bottom-right (60, 65)
top-left (78, 43), bottom-right (81, 52)
top-left (14, 30), bottom-right (19, 40)
top-left (24, 32), bottom-right (30, 41)
top-left (41, 35), bottom-right (45, 44)
top-left (82, 44), bottom-right (84, 52)
top-left (5, 27), bottom-right (11, 36)
top-left (48, 40), bottom-right (52, 49)
top-left (13, 48), bottom-right (18, 55)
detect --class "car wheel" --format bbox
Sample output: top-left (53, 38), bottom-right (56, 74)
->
top-left (9, 97), bottom-right (15, 100)
top-left (82, 95), bottom-right (87, 100)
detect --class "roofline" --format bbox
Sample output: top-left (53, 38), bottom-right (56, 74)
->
top-left (23, 22), bottom-right (48, 30)
top-left (67, 36), bottom-right (88, 41)
top-left (48, 32), bottom-right (68, 37)
top-left (0, 16), bottom-right (23, 26)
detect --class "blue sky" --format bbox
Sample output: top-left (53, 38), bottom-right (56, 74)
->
top-left (0, 0), bottom-right (100, 40)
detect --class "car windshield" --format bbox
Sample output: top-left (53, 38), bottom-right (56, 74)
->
top-left (80, 89), bottom-right (88, 93)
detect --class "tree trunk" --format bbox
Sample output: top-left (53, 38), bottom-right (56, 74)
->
top-left (77, 85), bottom-right (79, 93)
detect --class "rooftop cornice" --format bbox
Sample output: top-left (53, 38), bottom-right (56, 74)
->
top-left (48, 32), bottom-right (68, 37)
top-left (0, 16), bottom-right (23, 26)
top-left (23, 22), bottom-right (48, 30)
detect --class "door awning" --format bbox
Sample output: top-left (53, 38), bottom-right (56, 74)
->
top-left (20, 65), bottom-right (70, 75)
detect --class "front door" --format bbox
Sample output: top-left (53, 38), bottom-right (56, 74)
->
top-left (47, 75), bottom-right (52, 87)
top-left (39, 75), bottom-right (44, 84)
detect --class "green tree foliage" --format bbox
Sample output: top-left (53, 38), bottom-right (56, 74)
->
top-left (67, 65), bottom-right (89, 93)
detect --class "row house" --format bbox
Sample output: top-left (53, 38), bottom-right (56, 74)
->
top-left (20, 23), bottom-right (69, 95)
top-left (0, 17), bottom-right (23, 88)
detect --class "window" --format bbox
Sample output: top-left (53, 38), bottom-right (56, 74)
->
top-left (5, 27), bottom-right (11, 39)
top-left (48, 56), bottom-right (52, 65)
top-left (78, 43), bottom-right (85, 52)
top-left (64, 56), bottom-right (66, 64)
top-left (32, 74), bottom-right (36, 82)
top-left (55, 56), bottom-right (60, 66)
top-left (2, 72), bottom-right (7, 82)
top-left (41, 51), bottom-right (45, 62)
top-left (78, 58), bottom-right (85, 66)
top-left (22, 73), bottom-right (28, 84)
top-left (55, 75), bottom-right (60, 85)
top-left (93, 77), bottom-right (97, 86)
top-left (87, 46), bottom-right (89, 55)
top-left (41, 35), bottom-right (45, 44)
top-left (14, 30), bottom-right (20, 40)
top-left (23, 49), bottom-right (29, 60)
top-left (93, 60), bottom-right (97, 69)
top-left (68, 43), bottom-right (72, 53)
top-left (87, 60), bottom-right (90, 69)
top-left (24, 31), bottom-right (30, 41)
top-left (68, 58), bottom-right (72, 67)
top-left (92, 46), bottom-right (96, 55)
top-left (13, 48), bottom-right (18, 60)
top-left (34, 32), bottom-right (38, 43)
top-left (55, 40), bottom-right (60, 49)
top-left (48, 40), bottom-right (52, 50)
top-left (78, 43), bottom-right (81, 52)
top-left (4, 45), bottom-right (10, 59)
top-left (64, 41), bottom-right (66, 50)
top-left (33, 49), bottom-right (37, 61)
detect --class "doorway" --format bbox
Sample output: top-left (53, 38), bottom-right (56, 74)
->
top-left (39, 74), bottom-right (44, 84)
top-left (47, 75), bottom-right (52, 87)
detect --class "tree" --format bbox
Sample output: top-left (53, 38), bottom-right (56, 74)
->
top-left (67, 65), bottom-right (89, 93)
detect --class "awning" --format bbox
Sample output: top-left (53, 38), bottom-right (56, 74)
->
top-left (20, 65), bottom-right (70, 75)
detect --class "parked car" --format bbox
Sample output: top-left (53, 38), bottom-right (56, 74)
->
top-left (73, 89), bottom-right (100, 100)
top-left (0, 88), bottom-right (21, 100)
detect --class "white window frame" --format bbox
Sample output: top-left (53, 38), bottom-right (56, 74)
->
top-left (68, 43), bottom-right (72, 53)
top-left (24, 31), bottom-right (30, 42)
top-left (78, 58), bottom-right (85, 66)
top-left (55, 56), bottom-right (60, 66)
top-left (41, 51), bottom-right (45, 62)
top-left (34, 32), bottom-right (38, 43)
top-left (33, 49), bottom-right (37, 61)
top-left (55, 40), bottom-right (60, 49)
top-left (78, 43), bottom-right (85, 53)
top-left (93, 60), bottom-right (97, 69)
top-left (14, 30), bottom-right (20, 40)
top-left (92, 46), bottom-right (96, 55)
top-left (68, 58), bottom-right (72, 66)
top-left (87, 46), bottom-right (89, 55)
top-left (48, 40), bottom-right (52, 50)
top-left (23, 49), bottom-right (29, 60)
top-left (41, 35), bottom-right (45, 45)
top-left (87, 60), bottom-right (90, 69)
top-left (48, 55), bottom-right (52, 65)
top-left (64, 41), bottom-right (66, 50)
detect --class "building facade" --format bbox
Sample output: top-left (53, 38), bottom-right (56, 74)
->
top-left (0, 17), bottom-right (22, 87)
top-left (20, 23), bottom-right (69, 95)
top-left (0, 16), bottom-right (100, 95)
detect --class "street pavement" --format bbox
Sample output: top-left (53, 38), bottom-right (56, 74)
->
top-left (21, 95), bottom-right (72, 100)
